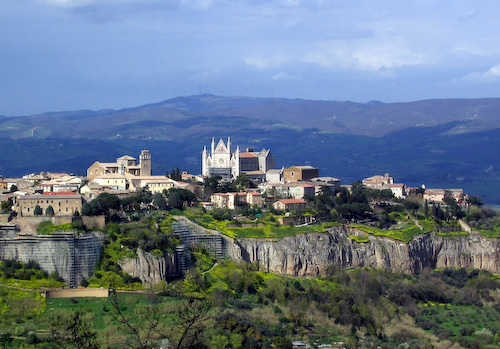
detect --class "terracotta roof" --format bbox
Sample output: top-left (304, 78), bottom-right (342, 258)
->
top-left (424, 189), bottom-right (445, 194)
top-left (388, 183), bottom-right (405, 188)
top-left (117, 155), bottom-right (136, 160)
top-left (18, 194), bottom-right (82, 200)
top-left (239, 152), bottom-right (257, 158)
top-left (277, 199), bottom-right (306, 204)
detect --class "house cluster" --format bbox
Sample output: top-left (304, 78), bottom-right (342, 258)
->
top-left (201, 138), bottom-right (343, 211)
top-left (202, 139), bottom-right (468, 211)
top-left (1, 150), bottom-right (194, 218)
top-left (0, 138), bottom-right (469, 219)
top-left (361, 173), bottom-right (465, 204)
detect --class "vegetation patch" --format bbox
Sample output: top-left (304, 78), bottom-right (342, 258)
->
top-left (348, 234), bottom-right (370, 243)
top-left (437, 231), bottom-right (470, 237)
top-left (36, 221), bottom-right (81, 234)
top-left (182, 209), bottom-right (341, 239)
top-left (351, 223), bottom-right (424, 243)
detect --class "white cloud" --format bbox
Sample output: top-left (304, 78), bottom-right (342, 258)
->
top-left (271, 72), bottom-right (300, 81)
top-left (461, 63), bottom-right (500, 82)
top-left (244, 54), bottom-right (290, 69)
top-left (180, 0), bottom-right (214, 10)
top-left (38, 0), bottom-right (95, 8)
top-left (304, 38), bottom-right (429, 71)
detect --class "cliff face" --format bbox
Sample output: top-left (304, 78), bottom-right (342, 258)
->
top-left (0, 232), bottom-right (103, 286)
top-left (226, 227), bottom-right (500, 276)
top-left (118, 249), bottom-right (180, 286)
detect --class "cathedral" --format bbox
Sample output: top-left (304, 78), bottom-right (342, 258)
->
top-left (201, 138), bottom-right (275, 180)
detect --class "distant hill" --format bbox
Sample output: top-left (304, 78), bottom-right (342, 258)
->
top-left (1, 95), bottom-right (500, 204)
top-left (2, 94), bottom-right (500, 140)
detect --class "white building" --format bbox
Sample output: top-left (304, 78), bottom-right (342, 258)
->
top-left (201, 137), bottom-right (275, 180)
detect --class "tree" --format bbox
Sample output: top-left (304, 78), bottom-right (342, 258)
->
top-left (49, 311), bottom-right (99, 348)
top-left (168, 191), bottom-right (183, 210)
top-left (34, 205), bottom-right (43, 216)
top-left (107, 290), bottom-right (212, 349)
top-left (166, 188), bottom-right (196, 210)
top-left (0, 198), bottom-right (12, 212)
top-left (168, 168), bottom-right (182, 181)
top-left (46, 205), bottom-right (55, 217)
top-left (108, 289), bottom-right (168, 348)
top-left (468, 195), bottom-right (484, 207)
top-left (232, 173), bottom-right (256, 191)
top-left (403, 200), bottom-right (420, 217)
top-left (152, 193), bottom-right (167, 210)
top-left (204, 175), bottom-right (222, 192)
top-left (168, 298), bottom-right (212, 349)
top-left (9, 184), bottom-right (18, 192)
top-left (82, 193), bottom-right (121, 216)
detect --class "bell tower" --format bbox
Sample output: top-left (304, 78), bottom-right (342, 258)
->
top-left (139, 150), bottom-right (152, 176)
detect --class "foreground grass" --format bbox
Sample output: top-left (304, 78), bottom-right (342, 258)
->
top-left (0, 285), bottom-right (47, 335)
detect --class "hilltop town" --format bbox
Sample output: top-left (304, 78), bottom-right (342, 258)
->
top-left (0, 137), bottom-right (470, 221)
top-left (1, 137), bottom-right (500, 348)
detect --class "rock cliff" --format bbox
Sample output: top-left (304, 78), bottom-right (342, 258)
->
top-left (118, 249), bottom-right (180, 286)
top-left (0, 231), bottom-right (103, 286)
top-left (226, 226), bottom-right (500, 276)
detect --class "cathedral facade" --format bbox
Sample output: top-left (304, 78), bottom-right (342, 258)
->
top-left (202, 138), bottom-right (274, 180)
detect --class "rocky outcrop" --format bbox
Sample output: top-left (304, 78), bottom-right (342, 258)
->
top-left (226, 226), bottom-right (500, 276)
top-left (118, 249), bottom-right (180, 286)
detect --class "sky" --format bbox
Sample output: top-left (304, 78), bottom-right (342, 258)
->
top-left (2, 0), bottom-right (500, 116)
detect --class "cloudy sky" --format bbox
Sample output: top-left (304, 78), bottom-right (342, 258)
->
top-left (1, 0), bottom-right (500, 115)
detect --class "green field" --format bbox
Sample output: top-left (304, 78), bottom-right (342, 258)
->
top-left (415, 303), bottom-right (500, 346)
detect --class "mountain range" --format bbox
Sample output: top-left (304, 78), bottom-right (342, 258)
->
top-left (2, 94), bottom-right (500, 204)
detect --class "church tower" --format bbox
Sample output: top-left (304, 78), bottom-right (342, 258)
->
top-left (139, 150), bottom-right (152, 176)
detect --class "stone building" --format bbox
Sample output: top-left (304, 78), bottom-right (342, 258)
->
top-left (87, 150), bottom-right (152, 181)
top-left (283, 166), bottom-right (319, 182)
top-left (362, 173), bottom-right (394, 188)
top-left (273, 198), bottom-right (307, 211)
top-left (15, 194), bottom-right (84, 217)
top-left (201, 138), bottom-right (275, 180)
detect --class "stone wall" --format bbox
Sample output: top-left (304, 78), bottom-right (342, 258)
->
top-left (0, 232), bottom-right (103, 287)
top-left (45, 288), bottom-right (109, 299)
top-left (81, 215), bottom-right (106, 229)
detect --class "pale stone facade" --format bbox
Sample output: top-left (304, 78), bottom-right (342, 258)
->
top-left (363, 173), bottom-right (394, 188)
top-left (202, 138), bottom-right (275, 180)
top-left (262, 182), bottom-right (315, 200)
top-left (210, 191), bottom-right (262, 210)
top-left (87, 150), bottom-right (152, 181)
top-left (15, 194), bottom-right (84, 217)
top-left (93, 173), bottom-right (129, 190)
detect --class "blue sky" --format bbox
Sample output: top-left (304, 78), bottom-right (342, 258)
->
top-left (1, 0), bottom-right (500, 116)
